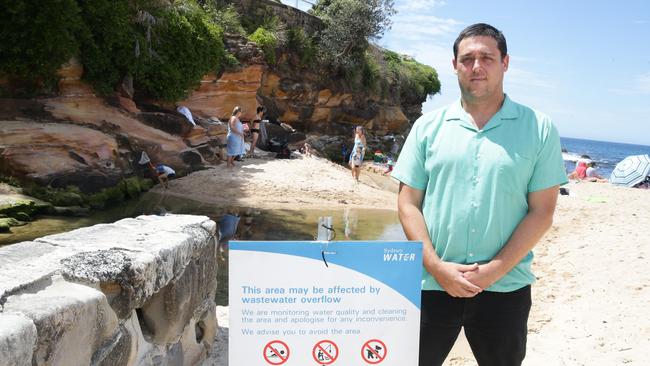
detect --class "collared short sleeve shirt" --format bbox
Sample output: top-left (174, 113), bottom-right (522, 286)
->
top-left (392, 95), bottom-right (568, 292)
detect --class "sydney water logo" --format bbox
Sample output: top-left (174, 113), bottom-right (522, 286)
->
top-left (383, 248), bottom-right (416, 262)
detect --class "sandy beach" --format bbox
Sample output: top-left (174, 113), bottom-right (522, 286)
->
top-left (159, 154), bottom-right (398, 211)
top-left (192, 156), bottom-right (650, 365)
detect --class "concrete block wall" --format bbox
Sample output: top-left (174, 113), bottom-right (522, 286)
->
top-left (0, 215), bottom-right (218, 366)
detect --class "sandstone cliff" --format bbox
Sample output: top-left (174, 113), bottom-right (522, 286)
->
top-left (1, 36), bottom-right (423, 195)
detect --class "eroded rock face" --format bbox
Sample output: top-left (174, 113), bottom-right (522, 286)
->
top-left (178, 65), bottom-right (265, 122)
top-left (0, 121), bottom-right (125, 191)
top-left (43, 95), bottom-right (189, 172)
top-left (0, 214), bottom-right (218, 366)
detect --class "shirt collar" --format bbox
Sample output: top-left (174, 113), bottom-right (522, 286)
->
top-left (445, 94), bottom-right (519, 132)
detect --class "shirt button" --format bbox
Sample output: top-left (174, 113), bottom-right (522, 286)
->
top-left (469, 253), bottom-right (474, 257)
top-left (471, 228), bottom-right (476, 233)
top-left (471, 202), bottom-right (478, 208)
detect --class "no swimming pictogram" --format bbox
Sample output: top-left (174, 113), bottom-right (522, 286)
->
top-left (312, 339), bottom-right (339, 364)
top-left (263, 340), bottom-right (290, 365)
top-left (361, 339), bottom-right (387, 364)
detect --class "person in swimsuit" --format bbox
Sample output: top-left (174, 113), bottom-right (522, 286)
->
top-left (248, 106), bottom-right (264, 158)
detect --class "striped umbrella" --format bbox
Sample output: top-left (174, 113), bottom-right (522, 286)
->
top-left (610, 154), bottom-right (650, 187)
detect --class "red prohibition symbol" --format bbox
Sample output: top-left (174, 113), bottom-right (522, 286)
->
top-left (361, 339), bottom-right (387, 364)
top-left (263, 340), bottom-right (290, 365)
top-left (312, 339), bottom-right (339, 364)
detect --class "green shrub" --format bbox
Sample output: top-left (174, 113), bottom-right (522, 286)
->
top-left (76, 0), bottom-right (135, 95)
top-left (287, 28), bottom-right (317, 68)
top-left (362, 53), bottom-right (380, 92)
top-left (206, 3), bottom-right (246, 36)
top-left (0, 0), bottom-right (83, 95)
top-left (1, 0), bottom-right (230, 101)
top-left (383, 50), bottom-right (440, 102)
top-left (249, 26), bottom-right (278, 65)
top-left (133, 5), bottom-right (226, 100)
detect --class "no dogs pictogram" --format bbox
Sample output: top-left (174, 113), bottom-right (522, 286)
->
top-left (263, 340), bottom-right (290, 365)
top-left (361, 339), bottom-right (387, 364)
top-left (312, 340), bottom-right (339, 364)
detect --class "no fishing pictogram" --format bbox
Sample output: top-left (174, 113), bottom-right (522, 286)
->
top-left (263, 340), bottom-right (290, 365)
top-left (361, 339), bottom-right (387, 364)
top-left (312, 339), bottom-right (339, 364)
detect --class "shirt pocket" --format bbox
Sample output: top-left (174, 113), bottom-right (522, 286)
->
top-left (497, 151), bottom-right (535, 194)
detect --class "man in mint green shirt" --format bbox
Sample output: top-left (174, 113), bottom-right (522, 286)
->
top-left (392, 23), bottom-right (567, 366)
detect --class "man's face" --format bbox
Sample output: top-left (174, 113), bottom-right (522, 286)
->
top-left (453, 36), bottom-right (509, 101)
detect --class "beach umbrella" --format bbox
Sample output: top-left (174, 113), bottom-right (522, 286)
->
top-left (610, 154), bottom-right (650, 187)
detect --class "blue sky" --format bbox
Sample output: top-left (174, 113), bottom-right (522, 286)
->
top-left (281, 0), bottom-right (650, 146)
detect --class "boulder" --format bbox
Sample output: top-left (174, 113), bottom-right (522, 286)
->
top-left (177, 65), bottom-right (265, 122)
top-left (0, 121), bottom-right (125, 192)
top-left (42, 95), bottom-right (190, 176)
top-left (139, 112), bottom-right (194, 136)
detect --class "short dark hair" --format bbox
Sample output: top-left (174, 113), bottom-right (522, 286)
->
top-left (232, 106), bottom-right (242, 116)
top-left (256, 106), bottom-right (264, 114)
top-left (453, 23), bottom-right (507, 60)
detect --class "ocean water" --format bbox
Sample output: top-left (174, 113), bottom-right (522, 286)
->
top-left (561, 137), bottom-right (650, 178)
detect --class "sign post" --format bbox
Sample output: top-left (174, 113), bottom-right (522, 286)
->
top-left (229, 240), bottom-right (422, 365)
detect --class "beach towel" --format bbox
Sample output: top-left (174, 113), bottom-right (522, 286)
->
top-left (176, 106), bottom-right (196, 126)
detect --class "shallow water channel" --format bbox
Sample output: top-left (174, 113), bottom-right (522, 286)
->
top-left (0, 191), bottom-right (406, 305)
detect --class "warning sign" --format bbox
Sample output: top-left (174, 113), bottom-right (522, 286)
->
top-left (230, 241), bottom-right (422, 365)
top-left (312, 340), bottom-right (339, 364)
top-left (361, 339), bottom-right (387, 364)
top-left (264, 340), bottom-right (290, 365)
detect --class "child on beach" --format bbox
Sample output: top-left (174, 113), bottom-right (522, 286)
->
top-left (351, 146), bottom-right (363, 182)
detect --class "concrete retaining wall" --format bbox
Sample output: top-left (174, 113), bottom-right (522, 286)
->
top-left (0, 214), bottom-right (218, 366)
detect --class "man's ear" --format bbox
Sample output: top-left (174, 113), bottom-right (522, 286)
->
top-left (452, 57), bottom-right (458, 74)
top-left (502, 54), bottom-right (510, 72)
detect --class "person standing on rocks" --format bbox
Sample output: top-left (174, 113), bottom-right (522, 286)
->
top-left (392, 23), bottom-right (567, 365)
top-left (226, 106), bottom-right (245, 168)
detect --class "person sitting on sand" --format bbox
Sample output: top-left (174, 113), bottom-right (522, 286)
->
top-left (155, 164), bottom-right (175, 189)
top-left (568, 161), bottom-right (588, 180)
top-left (584, 162), bottom-right (607, 182)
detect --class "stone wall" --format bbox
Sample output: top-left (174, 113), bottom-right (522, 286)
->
top-left (236, 0), bottom-right (323, 34)
top-left (0, 214), bottom-right (219, 366)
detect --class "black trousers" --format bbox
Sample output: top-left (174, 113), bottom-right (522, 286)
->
top-left (419, 286), bottom-right (531, 366)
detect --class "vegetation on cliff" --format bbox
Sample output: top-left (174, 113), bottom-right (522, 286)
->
top-left (311, 0), bottom-right (396, 69)
top-left (1, 0), bottom-right (229, 100)
top-left (1, 0), bottom-right (438, 104)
